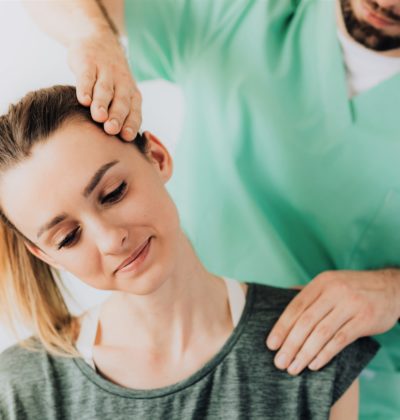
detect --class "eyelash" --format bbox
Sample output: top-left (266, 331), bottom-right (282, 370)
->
top-left (56, 181), bottom-right (127, 250)
top-left (100, 181), bottom-right (127, 205)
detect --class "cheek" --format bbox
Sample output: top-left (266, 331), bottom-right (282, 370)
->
top-left (121, 182), bottom-right (180, 229)
top-left (54, 243), bottom-right (108, 289)
top-left (351, 0), bottom-right (364, 19)
top-left (143, 189), bottom-right (181, 236)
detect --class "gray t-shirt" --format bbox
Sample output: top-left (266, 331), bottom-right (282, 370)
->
top-left (0, 284), bottom-right (379, 420)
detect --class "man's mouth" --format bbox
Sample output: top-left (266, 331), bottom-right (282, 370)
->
top-left (362, 1), bottom-right (400, 27)
top-left (114, 237), bottom-right (152, 274)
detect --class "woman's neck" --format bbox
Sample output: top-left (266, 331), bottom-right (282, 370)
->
top-left (96, 234), bottom-right (232, 359)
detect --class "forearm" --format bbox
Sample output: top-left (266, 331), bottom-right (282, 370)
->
top-left (22, 0), bottom-right (114, 47)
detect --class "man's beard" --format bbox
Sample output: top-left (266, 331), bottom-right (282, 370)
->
top-left (340, 0), bottom-right (400, 51)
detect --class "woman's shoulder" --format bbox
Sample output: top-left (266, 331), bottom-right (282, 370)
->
top-left (243, 282), bottom-right (380, 408)
top-left (247, 282), bottom-right (299, 315)
top-left (0, 338), bottom-right (50, 387)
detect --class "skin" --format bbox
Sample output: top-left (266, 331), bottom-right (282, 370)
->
top-left (23, 0), bottom-right (400, 378)
top-left (0, 119), bottom-right (356, 415)
top-left (23, 0), bottom-right (140, 141)
top-left (339, 0), bottom-right (400, 51)
top-left (0, 122), bottom-right (237, 388)
top-left (351, 0), bottom-right (400, 38)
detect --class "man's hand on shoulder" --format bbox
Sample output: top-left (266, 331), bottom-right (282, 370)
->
top-left (266, 269), bottom-right (400, 375)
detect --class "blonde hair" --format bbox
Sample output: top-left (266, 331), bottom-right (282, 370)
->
top-left (0, 86), bottom-right (147, 357)
top-left (0, 222), bottom-right (79, 357)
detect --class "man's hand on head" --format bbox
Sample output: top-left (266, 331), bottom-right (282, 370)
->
top-left (266, 269), bottom-right (400, 375)
top-left (68, 30), bottom-right (142, 142)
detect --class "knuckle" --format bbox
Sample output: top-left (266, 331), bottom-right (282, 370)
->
top-left (315, 324), bottom-right (332, 341)
top-left (110, 104), bottom-right (130, 119)
top-left (110, 111), bottom-right (127, 122)
top-left (129, 108), bottom-right (142, 122)
top-left (348, 292), bottom-right (363, 307)
top-left (117, 95), bottom-right (132, 109)
top-left (78, 51), bottom-right (94, 65)
top-left (298, 313), bottom-right (314, 329)
top-left (97, 81), bottom-right (114, 95)
top-left (361, 302), bottom-right (375, 320)
top-left (81, 70), bottom-right (95, 82)
top-left (132, 88), bottom-right (142, 101)
top-left (315, 271), bottom-right (330, 283)
top-left (290, 298), bottom-right (306, 314)
top-left (124, 114), bottom-right (137, 126)
top-left (334, 330), bottom-right (347, 346)
top-left (316, 270), bottom-right (335, 283)
top-left (333, 279), bottom-right (350, 296)
top-left (91, 99), bottom-right (107, 110)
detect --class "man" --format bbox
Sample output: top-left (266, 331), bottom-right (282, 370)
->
top-left (24, 0), bottom-right (400, 417)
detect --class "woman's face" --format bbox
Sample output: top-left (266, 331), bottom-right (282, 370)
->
top-left (0, 120), bottom-right (181, 295)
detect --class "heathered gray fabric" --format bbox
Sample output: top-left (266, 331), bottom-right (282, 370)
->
top-left (0, 284), bottom-right (379, 420)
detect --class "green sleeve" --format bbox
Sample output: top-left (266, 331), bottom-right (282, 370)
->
top-left (123, 0), bottom-right (300, 83)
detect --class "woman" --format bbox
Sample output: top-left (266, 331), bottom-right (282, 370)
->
top-left (0, 86), bottom-right (378, 419)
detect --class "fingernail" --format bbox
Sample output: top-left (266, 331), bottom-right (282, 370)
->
top-left (267, 335), bottom-right (280, 350)
top-left (98, 106), bottom-right (107, 115)
top-left (275, 353), bottom-right (288, 369)
top-left (288, 360), bottom-right (300, 375)
top-left (309, 360), bottom-right (319, 371)
top-left (123, 127), bottom-right (134, 138)
top-left (109, 119), bottom-right (119, 129)
top-left (83, 94), bottom-right (91, 103)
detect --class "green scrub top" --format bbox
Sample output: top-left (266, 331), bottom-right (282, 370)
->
top-left (125, 0), bottom-right (400, 417)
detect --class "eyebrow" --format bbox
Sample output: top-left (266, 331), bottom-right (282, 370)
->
top-left (82, 160), bottom-right (119, 198)
top-left (36, 160), bottom-right (119, 239)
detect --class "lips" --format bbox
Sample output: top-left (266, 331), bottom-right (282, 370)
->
top-left (368, 10), bottom-right (395, 25)
top-left (362, 2), bottom-right (399, 26)
top-left (114, 237), bottom-right (151, 273)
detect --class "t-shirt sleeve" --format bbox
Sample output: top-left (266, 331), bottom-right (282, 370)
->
top-left (331, 336), bottom-right (380, 405)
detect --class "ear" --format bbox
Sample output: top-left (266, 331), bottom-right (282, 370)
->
top-left (143, 131), bottom-right (173, 183)
top-left (24, 241), bottom-right (64, 271)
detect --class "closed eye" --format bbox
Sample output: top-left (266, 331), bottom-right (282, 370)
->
top-left (100, 181), bottom-right (127, 205)
top-left (57, 226), bottom-right (81, 250)
top-left (56, 182), bottom-right (127, 250)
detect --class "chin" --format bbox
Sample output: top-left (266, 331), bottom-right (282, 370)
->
top-left (116, 261), bottom-right (174, 296)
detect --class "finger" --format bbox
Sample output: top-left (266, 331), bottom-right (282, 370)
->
top-left (308, 318), bottom-right (359, 371)
top-left (104, 87), bottom-right (131, 136)
top-left (266, 285), bottom-right (321, 351)
top-left (273, 298), bottom-right (333, 370)
top-left (120, 90), bottom-right (142, 141)
top-left (90, 72), bottom-right (114, 123)
top-left (286, 307), bottom-right (351, 375)
top-left (76, 65), bottom-right (96, 106)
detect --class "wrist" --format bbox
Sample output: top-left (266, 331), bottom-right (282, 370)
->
top-left (66, 20), bottom-right (116, 47)
top-left (382, 268), bottom-right (400, 319)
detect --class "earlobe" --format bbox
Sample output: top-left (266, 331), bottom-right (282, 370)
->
top-left (24, 241), bottom-right (63, 270)
top-left (143, 131), bottom-right (173, 182)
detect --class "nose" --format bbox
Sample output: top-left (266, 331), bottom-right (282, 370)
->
top-left (89, 217), bottom-right (128, 255)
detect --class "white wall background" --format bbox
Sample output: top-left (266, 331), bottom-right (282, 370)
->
top-left (0, 0), bottom-right (184, 351)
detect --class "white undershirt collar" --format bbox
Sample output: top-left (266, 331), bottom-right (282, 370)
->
top-left (337, 28), bottom-right (400, 97)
